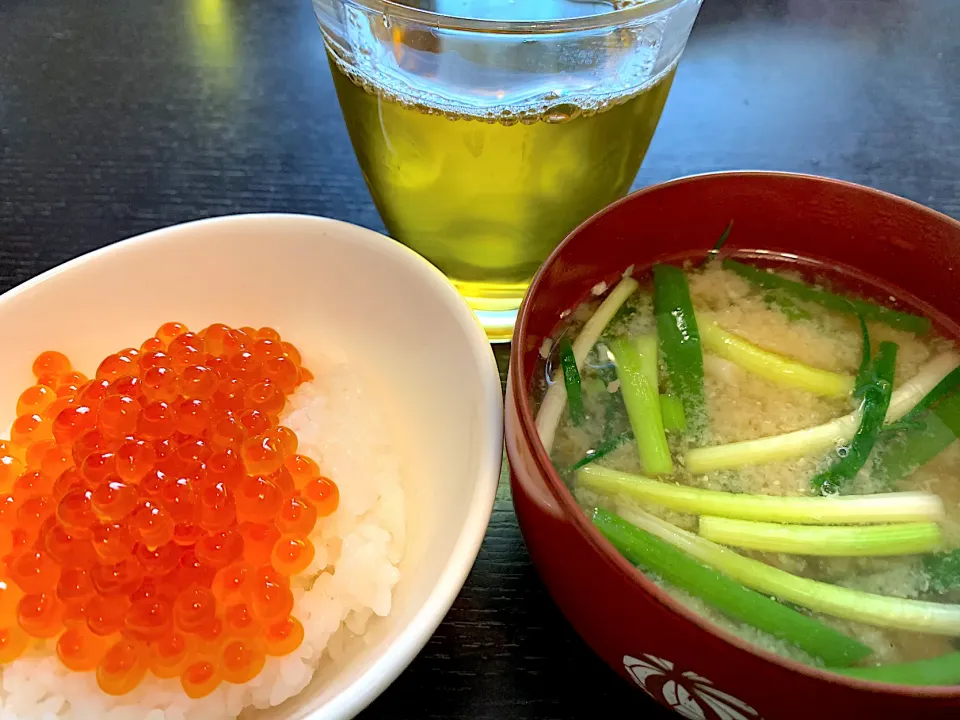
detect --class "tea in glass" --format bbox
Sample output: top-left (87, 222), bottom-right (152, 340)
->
top-left (316, 0), bottom-right (703, 339)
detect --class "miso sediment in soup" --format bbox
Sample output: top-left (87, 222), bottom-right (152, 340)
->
top-left (534, 253), bottom-right (960, 682)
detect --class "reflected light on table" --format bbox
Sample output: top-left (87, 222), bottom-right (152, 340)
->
top-left (185, 0), bottom-right (239, 89)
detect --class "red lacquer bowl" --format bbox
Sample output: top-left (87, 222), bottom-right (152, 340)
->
top-left (505, 172), bottom-right (960, 720)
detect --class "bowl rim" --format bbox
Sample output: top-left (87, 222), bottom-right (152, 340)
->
top-left (510, 171), bottom-right (960, 698)
top-left (2, 213), bottom-right (505, 718)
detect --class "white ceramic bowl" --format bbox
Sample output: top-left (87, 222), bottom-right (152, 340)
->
top-left (0, 214), bottom-right (503, 719)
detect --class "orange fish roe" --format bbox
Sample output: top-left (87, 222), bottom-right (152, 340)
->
top-left (181, 658), bottom-right (221, 698)
top-left (0, 324), bottom-right (335, 697)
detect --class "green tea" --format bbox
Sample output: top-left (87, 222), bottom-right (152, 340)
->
top-left (329, 39), bottom-right (676, 339)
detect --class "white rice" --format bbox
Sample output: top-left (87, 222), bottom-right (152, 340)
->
top-left (0, 360), bottom-right (406, 720)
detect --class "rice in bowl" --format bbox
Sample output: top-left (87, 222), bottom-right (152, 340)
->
top-left (0, 358), bottom-right (405, 720)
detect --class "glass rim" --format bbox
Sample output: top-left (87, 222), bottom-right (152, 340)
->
top-left (319, 0), bottom-right (688, 34)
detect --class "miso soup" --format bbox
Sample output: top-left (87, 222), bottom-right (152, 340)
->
top-left (533, 255), bottom-right (960, 681)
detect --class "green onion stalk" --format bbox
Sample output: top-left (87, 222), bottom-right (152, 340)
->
top-left (615, 505), bottom-right (960, 636)
top-left (831, 653), bottom-right (960, 687)
top-left (811, 341), bottom-right (898, 495)
top-left (698, 317), bottom-right (854, 398)
top-left (577, 464), bottom-right (944, 525)
top-left (608, 335), bottom-right (673, 475)
top-left (698, 516), bottom-right (941, 557)
top-left (653, 264), bottom-right (706, 438)
top-left (684, 352), bottom-right (960, 474)
top-left (593, 508), bottom-right (872, 667)
top-left (722, 259), bottom-right (931, 334)
top-left (873, 367), bottom-right (960, 488)
top-left (536, 276), bottom-right (638, 453)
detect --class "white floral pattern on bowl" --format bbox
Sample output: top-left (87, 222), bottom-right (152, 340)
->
top-left (624, 654), bottom-right (763, 720)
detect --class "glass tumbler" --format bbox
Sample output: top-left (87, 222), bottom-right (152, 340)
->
top-left (314, 0), bottom-right (703, 340)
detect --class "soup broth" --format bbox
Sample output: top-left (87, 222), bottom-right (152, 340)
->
top-left (535, 257), bottom-right (960, 677)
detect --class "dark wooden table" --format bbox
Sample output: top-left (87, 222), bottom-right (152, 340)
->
top-left (2, 0), bottom-right (959, 717)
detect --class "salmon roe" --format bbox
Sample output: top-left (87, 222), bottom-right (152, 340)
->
top-left (0, 324), bottom-right (334, 697)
